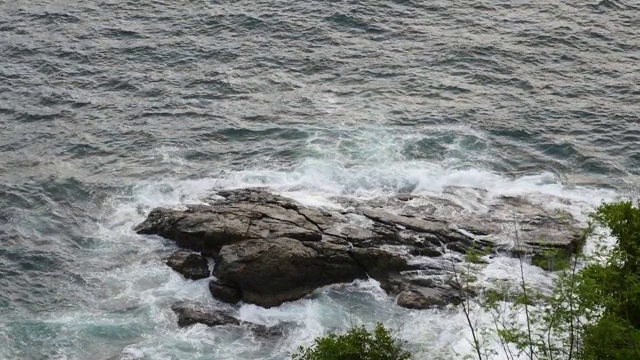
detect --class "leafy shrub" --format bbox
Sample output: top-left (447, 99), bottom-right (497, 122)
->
top-left (292, 322), bottom-right (412, 360)
top-left (577, 201), bottom-right (640, 359)
top-left (453, 200), bottom-right (640, 360)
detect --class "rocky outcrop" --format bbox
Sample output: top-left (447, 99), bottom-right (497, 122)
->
top-left (136, 188), bottom-right (583, 310)
top-left (134, 191), bottom-right (328, 256)
top-left (166, 251), bottom-right (209, 280)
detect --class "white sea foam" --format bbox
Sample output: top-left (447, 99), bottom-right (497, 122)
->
top-left (76, 130), bottom-right (623, 359)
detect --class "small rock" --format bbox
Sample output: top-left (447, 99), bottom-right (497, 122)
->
top-left (166, 251), bottom-right (209, 280)
top-left (397, 288), bottom-right (449, 309)
top-left (171, 304), bottom-right (240, 327)
top-left (396, 194), bottom-right (415, 202)
top-left (379, 277), bottom-right (409, 294)
top-left (170, 303), bottom-right (286, 337)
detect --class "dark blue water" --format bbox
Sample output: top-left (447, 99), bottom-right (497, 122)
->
top-left (0, 1), bottom-right (638, 359)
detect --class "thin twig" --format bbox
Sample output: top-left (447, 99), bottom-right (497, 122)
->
top-left (449, 251), bottom-right (483, 360)
top-left (487, 297), bottom-right (516, 360)
top-left (513, 213), bottom-right (537, 360)
top-left (567, 253), bottom-right (580, 360)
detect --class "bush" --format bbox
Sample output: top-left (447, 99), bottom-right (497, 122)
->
top-left (452, 200), bottom-right (640, 360)
top-left (577, 201), bottom-right (640, 359)
top-left (291, 322), bottom-right (412, 360)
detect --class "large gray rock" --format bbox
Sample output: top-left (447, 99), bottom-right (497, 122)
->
top-left (213, 237), bottom-right (367, 307)
top-left (134, 190), bottom-right (329, 256)
top-left (209, 238), bottom-right (417, 307)
top-left (136, 188), bottom-right (584, 309)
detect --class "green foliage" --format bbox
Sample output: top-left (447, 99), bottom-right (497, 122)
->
top-left (292, 323), bottom-right (412, 360)
top-left (455, 200), bottom-right (640, 360)
top-left (464, 245), bottom-right (490, 265)
top-left (292, 201), bottom-right (640, 360)
top-left (576, 201), bottom-right (640, 359)
top-left (531, 248), bottom-right (572, 271)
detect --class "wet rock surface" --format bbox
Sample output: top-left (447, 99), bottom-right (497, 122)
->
top-left (397, 289), bottom-right (450, 309)
top-left (213, 237), bottom-right (367, 307)
top-left (209, 279), bottom-right (242, 304)
top-left (165, 251), bottom-right (209, 280)
top-left (137, 188), bottom-right (583, 309)
top-left (170, 303), bottom-right (285, 337)
top-left (171, 303), bottom-right (240, 327)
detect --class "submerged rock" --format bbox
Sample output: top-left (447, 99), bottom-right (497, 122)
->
top-left (166, 251), bottom-right (209, 280)
top-left (380, 276), bottom-right (464, 310)
top-left (171, 304), bottom-right (239, 327)
top-left (170, 303), bottom-right (286, 337)
top-left (136, 188), bottom-right (583, 309)
top-left (396, 288), bottom-right (462, 310)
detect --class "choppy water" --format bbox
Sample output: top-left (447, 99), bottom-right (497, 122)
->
top-left (0, 1), bottom-right (638, 359)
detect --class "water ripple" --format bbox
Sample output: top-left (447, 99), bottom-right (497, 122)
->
top-left (0, 0), bottom-right (639, 358)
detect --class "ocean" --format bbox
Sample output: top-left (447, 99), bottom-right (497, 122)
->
top-left (0, 0), bottom-right (638, 359)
